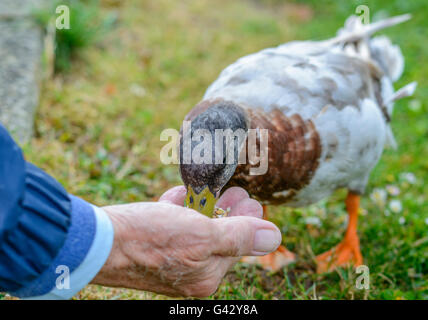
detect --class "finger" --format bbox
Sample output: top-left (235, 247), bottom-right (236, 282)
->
top-left (216, 187), bottom-right (249, 211)
top-left (211, 216), bottom-right (281, 257)
top-left (158, 185), bottom-right (186, 206)
top-left (227, 198), bottom-right (263, 219)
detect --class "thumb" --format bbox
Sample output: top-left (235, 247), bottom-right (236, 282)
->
top-left (211, 216), bottom-right (282, 257)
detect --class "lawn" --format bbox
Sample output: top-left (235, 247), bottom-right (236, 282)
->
top-left (3, 0), bottom-right (427, 300)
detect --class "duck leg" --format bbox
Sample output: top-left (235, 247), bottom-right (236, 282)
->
top-left (316, 192), bottom-right (363, 273)
top-left (242, 205), bottom-right (296, 271)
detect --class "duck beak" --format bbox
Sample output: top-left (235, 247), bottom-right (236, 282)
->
top-left (185, 185), bottom-right (217, 217)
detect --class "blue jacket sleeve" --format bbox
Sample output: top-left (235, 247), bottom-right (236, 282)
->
top-left (0, 124), bottom-right (71, 292)
top-left (0, 124), bottom-right (113, 297)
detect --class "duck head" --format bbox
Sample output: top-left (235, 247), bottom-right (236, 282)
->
top-left (179, 100), bottom-right (248, 216)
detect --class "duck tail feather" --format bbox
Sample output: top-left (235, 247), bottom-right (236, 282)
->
top-left (384, 81), bottom-right (418, 105)
top-left (384, 81), bottom-right (417, 150)
top-left (329, 14), bottom-right (411, 45)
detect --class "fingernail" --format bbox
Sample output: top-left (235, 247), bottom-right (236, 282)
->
top-left (253, 229), bottom-right (281, 254)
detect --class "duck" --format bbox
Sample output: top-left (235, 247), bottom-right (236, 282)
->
top-left (178, 14), bottom-right (416, 273)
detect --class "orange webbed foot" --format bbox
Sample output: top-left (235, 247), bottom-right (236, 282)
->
top-left (316, 192), bottom-right (364, 273)
top-left (316, 237), bottom-right (363, 273)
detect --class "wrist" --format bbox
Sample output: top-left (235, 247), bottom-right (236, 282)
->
top-left (91, 205), bottom-right (131, 287)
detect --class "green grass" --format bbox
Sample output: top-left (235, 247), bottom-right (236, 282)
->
top-left (34, 0), bottom-right (117, 73)
top-left (5, 0), bottom-right (427, 300)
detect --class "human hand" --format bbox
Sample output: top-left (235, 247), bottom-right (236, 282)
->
top-left (92, 186), bottom-right (281, 297)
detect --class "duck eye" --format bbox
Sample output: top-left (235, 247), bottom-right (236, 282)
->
top-left (189, 196), bottom-right (193, 204)
top-left (200, 197), bottom-right (207, 207)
